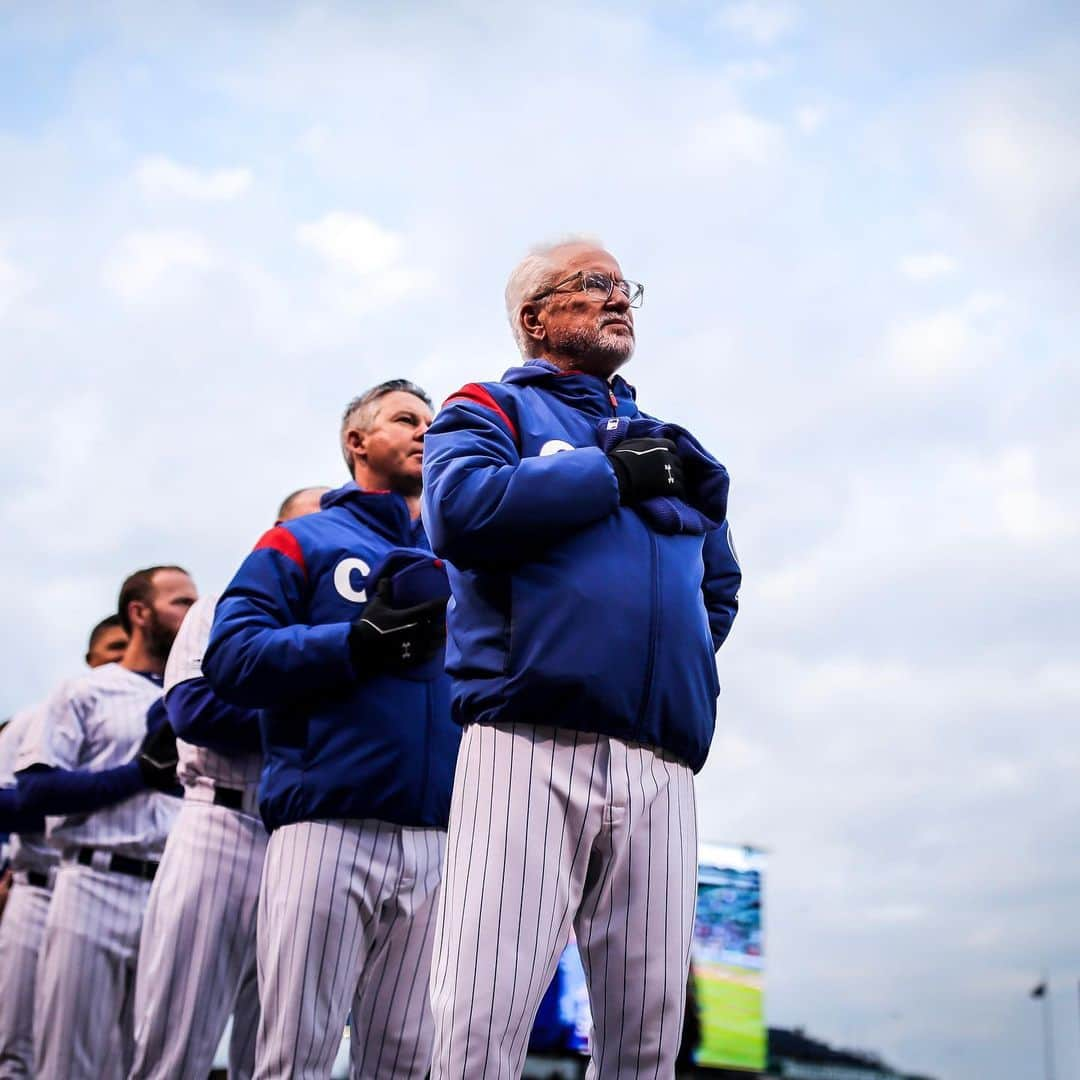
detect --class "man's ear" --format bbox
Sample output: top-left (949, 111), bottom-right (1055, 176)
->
top-left (345, 427), bottom-right (367, 463)
top-left (127, 600), bottom-right (149, 632)
top-left (520, 303), bottom-right (546, 344)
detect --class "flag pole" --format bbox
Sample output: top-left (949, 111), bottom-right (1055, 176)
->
top-left (1040, 976), bottom-right (1055, 1080)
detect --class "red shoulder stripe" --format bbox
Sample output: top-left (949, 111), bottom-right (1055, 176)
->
top-left (443, 383), bottom-right (519, 444)
top-left (254, 526), bottom-right (307, 577)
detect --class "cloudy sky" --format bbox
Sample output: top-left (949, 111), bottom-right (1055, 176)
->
top-left (2, 2), bottom-right (1078, 1077)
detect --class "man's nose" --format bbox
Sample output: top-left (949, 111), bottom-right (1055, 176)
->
top-left (416, 419), bottom-right (430, 439)
top-left (605, 285), bottom-right (630, 312)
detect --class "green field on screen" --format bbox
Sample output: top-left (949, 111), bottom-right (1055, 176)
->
top-left (694, 966), bottom-right (765, 1071)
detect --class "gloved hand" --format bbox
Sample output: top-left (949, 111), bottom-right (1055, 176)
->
top-left (137, 711), bottom-right (180, 793)
top-left (607, 438), bottom-right (685, 504)
top-left (348, 579), bottom-right (448, 678)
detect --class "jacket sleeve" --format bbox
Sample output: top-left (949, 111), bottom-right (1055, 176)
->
top-left (166, 678), bottom-right (262, 755)
top-left (15, 762), bottom-right (145, 817)
top-left (0, 787), bottom-right (43, 833)
top-left (203, 529), bottom-right (355, 708)
top-left (702, 520), bottom-right (741, 652)
top-left (422, 393), bottom-right (621, 566)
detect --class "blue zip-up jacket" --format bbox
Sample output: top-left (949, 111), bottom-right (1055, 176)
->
top-left (422, 360), bottom-right (741, 772)
top-left (202, 483), bottom-right (460, 832)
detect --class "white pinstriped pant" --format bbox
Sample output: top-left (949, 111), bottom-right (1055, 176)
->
top-left (34, 863), bottom-right (149, 1080)
top-left (128, 798), bottom-right (266, 1080)
top-left (254, 818), bottom-right (445, 1080)
top-left (0, 879), bottom-right (51, 1078)
top-left (429, 722), bottom-right (699, 1080)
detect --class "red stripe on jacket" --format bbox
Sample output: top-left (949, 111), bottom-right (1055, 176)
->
top-left (443, 384), bottom-right (519, 444)
top-left (254, 526), bottom-right (307, 577)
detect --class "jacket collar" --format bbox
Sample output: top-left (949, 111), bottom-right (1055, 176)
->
top-left (500, 359), bottom-right (638, 414)
top-left (319, 482), bottom-right (420, 543)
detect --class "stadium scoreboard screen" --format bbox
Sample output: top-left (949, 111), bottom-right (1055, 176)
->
top-left (528, 842), bottom-right (766, 1071)
top-left (693, 842), bottom-right (766, 1071)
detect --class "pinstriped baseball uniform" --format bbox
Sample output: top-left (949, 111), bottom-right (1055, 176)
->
top-left (256, 818), bottom-right (445, 1080)
top-left (0, 705), bottom-right (59, 1078)
top-left (429, 722), bottom-right (697, 1079)
top-left (130, 595), bottom-right (265, 1080)
top-left (18, 663), bottom-right (178, 1080)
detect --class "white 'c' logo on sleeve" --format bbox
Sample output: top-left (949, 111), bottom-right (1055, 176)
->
top-left (333, 558), bottom-right (371, 603)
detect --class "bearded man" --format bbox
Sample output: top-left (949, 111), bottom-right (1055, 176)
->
top-left (19, 566), bottom-right (197, 1078)
top-left (423, 239), bottom-right (741, 1079)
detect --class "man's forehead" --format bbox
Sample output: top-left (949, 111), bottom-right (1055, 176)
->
top-left (552, 244), bottom-right (621, 275)
top-left (152, 569), bottom-right (196, 594)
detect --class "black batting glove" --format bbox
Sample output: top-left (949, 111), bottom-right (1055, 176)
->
top-left (348, 579), bottom-right (448, 678)
top-left (137, 719), bottom-right (180, 793)
top-left (607, 438), bottom-right (685, 505)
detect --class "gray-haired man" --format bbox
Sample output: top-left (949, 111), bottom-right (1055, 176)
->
top-left (204, 381), bottom-right (461, 1080)
top-left (423, 239), bottom-right (741, 1078)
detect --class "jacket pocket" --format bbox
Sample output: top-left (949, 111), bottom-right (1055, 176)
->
top-left (263, 708), bottom-right (308, 750)
top-left (506, 515), bottom-right (652, 723)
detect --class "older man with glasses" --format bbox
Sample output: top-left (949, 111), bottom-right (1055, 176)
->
top-left (422, 238), bottom-right (742, 1078)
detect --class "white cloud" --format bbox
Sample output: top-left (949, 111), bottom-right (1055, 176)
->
top-left (294, 212), bottom-right (430, 314)
top-left (886, 292), bottom-right (1003, 382)
top-left (297, 212), bottom-right (404, 277)
top-left (0, 250), bottom-right (31, 319)
top-left (683, 110), bottom-right (783, 173)
top-left (714, 0), bottom-right (800, 44)
top-left (135, 155), bottom-right (252, 201)
top-left (965, 103), bottom-right (1080, 225)
top-left (973, 446), bottom-right (1077, 544)
top-left (898, 252), bottom-right (958, 280)
top-left (101, 229), bottom-right (214, 303)
top-left (795, 104), bottom-right (826, 134)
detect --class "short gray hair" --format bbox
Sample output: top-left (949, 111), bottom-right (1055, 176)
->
top-left (504, 236), bottom-right (603, 358)
top-left (339, 379), bottom-right (432, 473)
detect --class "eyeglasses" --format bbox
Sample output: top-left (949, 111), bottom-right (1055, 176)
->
top-left (532, 270), bottom-right (645, 309)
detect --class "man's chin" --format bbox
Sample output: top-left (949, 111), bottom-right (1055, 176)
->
top-left (391, 474), bottom-right (424, 497)
top-left (580, 343), bottom-right (633, 378)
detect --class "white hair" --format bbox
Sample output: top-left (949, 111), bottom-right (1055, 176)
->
top-left (504, 235), bottom-right (603, 358)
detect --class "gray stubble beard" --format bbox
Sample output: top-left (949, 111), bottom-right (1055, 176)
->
top-left (548, 320), bottom-right (635, 375)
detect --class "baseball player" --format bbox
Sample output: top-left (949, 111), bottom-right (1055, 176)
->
top-left (85, 613), bottom-right (131, 668)
top-left (128, 486), bottom-right (328, 1080)
top-left (422, 240), bottom-right (741, 1078)
top-left (18, 566), bottom-right (197, 1079)
top-left (0, 703), bottom-right (55, 1080)
top-left (0, 615), bottom-right (130, 1078)
top-left (204, 381), bottom-right (461, 1080)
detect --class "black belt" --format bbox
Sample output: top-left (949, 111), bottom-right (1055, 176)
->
top-left (75, 847), bottom-right (158, 881)
top-left (213, 786), bottom-right (245, 811)
top-left (25, 870), bottom-right (50, 888)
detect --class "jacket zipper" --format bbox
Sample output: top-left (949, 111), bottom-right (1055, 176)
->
top-left (419, 680), bottom-right (432, 822)
top-left (409, 514), bottom-right (433, 823)
top-left (635, 530), bottom-right (660, 734)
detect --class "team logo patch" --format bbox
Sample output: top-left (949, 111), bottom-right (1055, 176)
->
top-left (539, 439), bottom-right (574, 457)
top-left (333, 557), bottom-right (371, 603)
